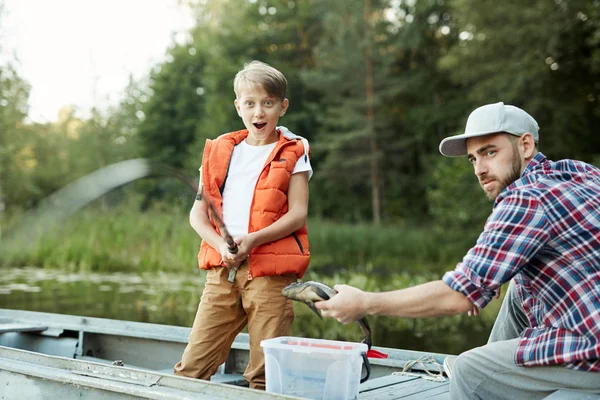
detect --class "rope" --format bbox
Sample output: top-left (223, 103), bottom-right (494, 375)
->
top-left (391, 355), bottom-right (447, 382)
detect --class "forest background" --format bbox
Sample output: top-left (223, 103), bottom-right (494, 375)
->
top-left (1, 0), bottom-right (599, 350)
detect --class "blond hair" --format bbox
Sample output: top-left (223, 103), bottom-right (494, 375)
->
top-left (233, 60), bottom-right (287, 101)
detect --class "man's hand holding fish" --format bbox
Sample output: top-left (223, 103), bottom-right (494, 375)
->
top-left (314, 284), bottom-right (368, 324)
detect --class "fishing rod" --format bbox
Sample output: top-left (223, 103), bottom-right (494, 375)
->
top-left (150, 163), bottom-right (241, 282)
top-left (198, 191), bottom-right (241, 282)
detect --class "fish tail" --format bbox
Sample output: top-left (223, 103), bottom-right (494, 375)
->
top-left (307, 302), bottom-right (323, 320)
top-left (358, 317), bottom-right (372, 349)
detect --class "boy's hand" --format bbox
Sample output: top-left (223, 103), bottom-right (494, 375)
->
top-left (233, 234), bottom-right (256, 260)
top-left (219, 242), bottom-right (244, 267)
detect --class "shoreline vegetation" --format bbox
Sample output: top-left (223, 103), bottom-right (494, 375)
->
top-left (0, 205), bottom-right (473, 274)
top-left (0, 205), bottom-right (501, 355)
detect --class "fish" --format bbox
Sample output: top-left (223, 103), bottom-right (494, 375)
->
top-left (282, 280), bottom-right (372, 349)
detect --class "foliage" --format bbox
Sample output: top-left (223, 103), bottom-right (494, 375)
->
top-left (137, 41), bottom-right (209, 168)
top-left (379, 0), bottom-right (468, 220)
top-left (441, 0), bottom-right (600, 161)
top-left (1, 204), bottom-right (457, 274)
top-left (308, 218), bottom-right (448, 272)
top-left (426, 154), bottom-right (490, 260)
top-left (301, 0), bottom-right (390, 223)
top-left (2, 0), bottom-right (600, 273)
top-left (0, 64), bottom-right (31, 209)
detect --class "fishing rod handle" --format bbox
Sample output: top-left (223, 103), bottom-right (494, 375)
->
top-left (227, 241), bottom-right (239, 254)
top-left (227, 266), bottom-right (239, 282)
top-left (225, 239), bottom-right (239, 282)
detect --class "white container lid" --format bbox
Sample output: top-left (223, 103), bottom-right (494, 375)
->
top-left (261, 336), bottom-right (368, 355)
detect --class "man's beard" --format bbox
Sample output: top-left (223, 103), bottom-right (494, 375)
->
top-left (483, 143), bottom-right (523, 201)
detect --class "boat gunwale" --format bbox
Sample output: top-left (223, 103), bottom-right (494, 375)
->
top-left (0, 308), bottom-right (452, 371)
top-left (0, 345), bottom-right (303, 399)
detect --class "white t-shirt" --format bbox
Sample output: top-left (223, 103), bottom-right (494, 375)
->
top-left (200, 138), bottom-right (312, 238)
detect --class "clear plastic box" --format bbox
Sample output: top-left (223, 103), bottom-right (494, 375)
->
top-left (261, 336), bottom-right (368, 400)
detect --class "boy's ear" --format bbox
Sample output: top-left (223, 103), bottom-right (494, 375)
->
top-left (234, 99), bottom-right (242, 116)
top-left (280, 98), bottom-right (289, 117)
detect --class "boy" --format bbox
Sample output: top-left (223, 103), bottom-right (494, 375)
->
top-left (174, 60), bottom-right (312, 390)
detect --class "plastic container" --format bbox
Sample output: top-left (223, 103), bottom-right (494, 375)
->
top-left (261, 336), bottom-right (369, 400)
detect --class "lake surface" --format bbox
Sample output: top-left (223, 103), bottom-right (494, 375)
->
top-left (0, 267), bottom-right (205, 328)
top-left (0, 266), bottom-right (495, 355)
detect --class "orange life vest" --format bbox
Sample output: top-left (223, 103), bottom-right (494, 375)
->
top-left (197, 129), bottom-right (310, 279)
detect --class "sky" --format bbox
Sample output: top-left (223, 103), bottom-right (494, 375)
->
top-left (1, 0), bottom-right (196, 122)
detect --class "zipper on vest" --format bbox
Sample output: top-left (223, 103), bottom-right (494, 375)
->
top-left (292, 232), bottom-right (304, 254)
top-left (246, 139), bottom-right (296, 281)
top-left (245, 139), bottom-right (299, 281)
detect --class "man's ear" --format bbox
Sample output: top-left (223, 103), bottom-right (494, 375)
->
top-left (520, 133), bottom-right (536, 158)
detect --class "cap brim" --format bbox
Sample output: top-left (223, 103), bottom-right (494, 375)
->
top-left (439, 130), bottom-right (506, 157)
top-left (439, 135), bottom-right (468, 157)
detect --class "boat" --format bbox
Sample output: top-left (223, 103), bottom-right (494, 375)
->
top-left (1, 309), bottom-right (593, 399)
top-left (0, 308), bottom-right (454, 399)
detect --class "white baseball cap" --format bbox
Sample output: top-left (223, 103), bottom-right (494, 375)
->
top-left (439, 102), bottom-right (539, 157)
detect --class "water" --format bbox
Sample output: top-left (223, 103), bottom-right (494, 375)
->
top-left (0, 266), bottom-right (495, 355)
top-left (0, 266), bottom-right (204, 328)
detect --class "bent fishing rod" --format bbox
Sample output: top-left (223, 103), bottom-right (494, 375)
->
top-left (151, 163), bottom-right (241, 282)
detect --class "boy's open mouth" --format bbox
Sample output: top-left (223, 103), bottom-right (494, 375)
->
top-left (253, 123), bottom-right (267, 130)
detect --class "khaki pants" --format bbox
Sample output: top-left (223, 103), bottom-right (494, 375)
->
top-left (450, 280), bottom-right (600, 399)
top-left (173, 264), bottom-right (296, 390)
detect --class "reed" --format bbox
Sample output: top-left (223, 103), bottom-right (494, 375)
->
top-left (1, 207), bottom-right (464, 275)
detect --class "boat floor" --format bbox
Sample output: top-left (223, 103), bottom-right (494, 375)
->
top-left (359, 373), bottom-right (449, 399)
top-left (358, 375), bottom-right (600, 400)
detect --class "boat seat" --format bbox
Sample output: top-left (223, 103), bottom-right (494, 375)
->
top-left (0, 323), bottom-right (47, 334)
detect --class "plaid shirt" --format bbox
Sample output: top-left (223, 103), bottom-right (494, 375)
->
top-left (443, 153), bottom-right (600, 372)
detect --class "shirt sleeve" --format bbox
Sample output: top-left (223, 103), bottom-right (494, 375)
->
top-left (443, 190), bottom-right (551, 309)
top-left (198, 167), bottom-right (203, 191)
top-left (292, 140), bottom-right (313, 180)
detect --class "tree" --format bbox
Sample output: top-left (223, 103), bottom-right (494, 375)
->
top-left (303, 0), bottom-right (462, 222)
top-left (136, 0), bottom-right (322, 182)
top-left (302, 0), bottom-right (392, 223)
top-left (0, 64), bottom-right (31, 210)
top-left (378, 0), bottom-right (464, 220)
top-left (442, 0), bottom-right (600, 162)
top-left (137, 41), bottom-right (209, 169)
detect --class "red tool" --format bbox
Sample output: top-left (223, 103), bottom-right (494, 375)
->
top-left (367, 348), bottom-right (389, 359)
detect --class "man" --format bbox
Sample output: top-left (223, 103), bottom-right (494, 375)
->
top-left (315, 102), bottom-right (600, 399)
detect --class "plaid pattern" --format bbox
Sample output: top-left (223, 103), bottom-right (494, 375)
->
top-left (443, 153), bottom-right (600, 372)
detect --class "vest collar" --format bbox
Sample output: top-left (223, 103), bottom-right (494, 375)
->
top-left (226, 127), bottom-right (298, 147)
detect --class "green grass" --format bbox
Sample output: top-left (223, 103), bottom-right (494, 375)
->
top-left (1, 205), bottom-right (468, 275)
top-left (307, 219), bottom-right (449, 273)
